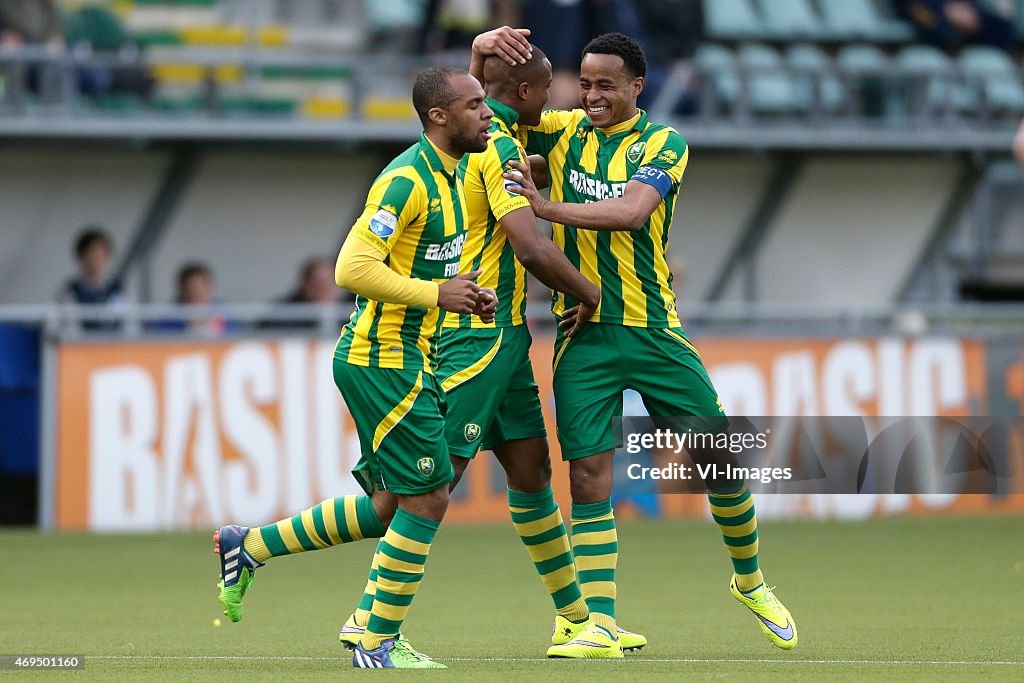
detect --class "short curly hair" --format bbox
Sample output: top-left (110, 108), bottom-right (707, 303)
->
top-left (582, 32), bottom-right (647, 78)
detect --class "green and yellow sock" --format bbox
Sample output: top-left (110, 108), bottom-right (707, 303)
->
top-left (571, 500), bottom-right (618, 634)
top-left (353, 540), bottom-right (384, 627)
top-left (708, 483), bottom-right (763, 592)
top-left (242, 495), bottom-right (385, 564)
top-left (509, 487), bottom-right (589, 623)
top-left (362, 508), bottom-right (439, 650)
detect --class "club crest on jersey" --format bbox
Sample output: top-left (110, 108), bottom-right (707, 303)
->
top-left (626, 142), bottom-right (646, 164)
top-left (369, 206), bottom-right (398, 238)
top-left (464, 423), bottom-right (481, 442)
top-left (417, 457), bottom-right (435, 477)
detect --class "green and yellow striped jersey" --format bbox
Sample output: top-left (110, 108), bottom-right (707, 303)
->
top-left (520, 109), bottom-right (689, 328)
top-left (336, 133), bottom-right (469, 372)
top-left (445, 97), bottom-right (532, 329)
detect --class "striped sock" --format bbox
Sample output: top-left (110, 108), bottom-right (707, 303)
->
top-left (353, 540), bottom-right (384, 627)
top-left (571, 500), bottom-right (618, 634)
top-left (707, 483), bottom-right (764, 592)
top-left (508, 487), bottom-right (589, 622)
top-left (242, 496), bottom-right (385, 564)
top-left (362, 508), bottom-right (439, 650)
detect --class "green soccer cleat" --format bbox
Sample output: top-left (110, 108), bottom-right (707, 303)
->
top-left (730, 575), bottom-right (798, 650)
top-left (551, 615), bottom-right (588, 645)
top-left (616, 626), bottom-right (647, 652)
top-left (338, 614), bottom-right (428, 660)
top-left (353, 637), bottom-right (446, 669)
top-left (213, 525), bottom-right (263, 623)
top-left (546, 624), bottom-right (624, 659)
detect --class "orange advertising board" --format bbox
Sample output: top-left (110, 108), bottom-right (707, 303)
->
top-left (55, 336), bottom-right (1023, 530)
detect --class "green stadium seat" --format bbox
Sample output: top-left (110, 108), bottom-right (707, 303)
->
top-left (836, 44), bottom-right (894, 117)
top-left (757, 0), bottom-right (830, 41)
top-left (959, 47), bottom-right (1024, 114)
top-left (738, 44), bottom-right (806, 114)
top-left (818, 0), bottom-right (915, 42)
top-left (836, 44), bottom-right (889, 72)
top-left (895, 45), bottom-right (965, 116)
top-left (785, 43), bottom-right (845, 113)
top-left (703, 0), bottom-right (765, 41)
top-left (695, 44), bottom-right (740, 113)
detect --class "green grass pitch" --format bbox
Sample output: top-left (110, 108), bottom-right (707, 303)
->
top-left (2, 515), bottom-right (1022, 681)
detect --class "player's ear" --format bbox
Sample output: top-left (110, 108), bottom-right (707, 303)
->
top-left (632, 76), bottom-right (644, 98)
top-left (518, 81), bottom-right (530, 101)
top-left (427, 107), bottom-right (448, 126)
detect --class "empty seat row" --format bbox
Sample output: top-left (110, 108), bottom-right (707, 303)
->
top-left (694, 42), bottom-right (1024, 116)
top-left (706, 0), bottom-right (917, 43)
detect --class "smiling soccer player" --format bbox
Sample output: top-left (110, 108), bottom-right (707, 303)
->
top-left (473, 31), bottom-right (798, 656)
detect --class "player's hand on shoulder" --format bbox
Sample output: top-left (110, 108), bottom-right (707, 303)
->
top-left (473, 287), bottom-right (498, 324)
top-left (472, 26), bottom-right (532, 65)
top-left (438, 270), bottom-right (482, 314)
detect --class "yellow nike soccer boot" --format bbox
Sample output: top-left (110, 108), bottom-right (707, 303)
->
top-left (730, 575), bottom-right (798, 650)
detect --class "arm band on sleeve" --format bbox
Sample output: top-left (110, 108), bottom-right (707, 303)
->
top-left (631, 165), bottom-right (672, 198)
top-left (335, 234), bottom-right (439, 308)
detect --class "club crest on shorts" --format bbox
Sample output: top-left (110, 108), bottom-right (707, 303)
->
top-left (626, 142), bottom-right (646, 164)
top-left (417, 457), bottom-right (435, 477)
top-left (464, 423), bottom-right (481, 442)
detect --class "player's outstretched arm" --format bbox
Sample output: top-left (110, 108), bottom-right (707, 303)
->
top-left (504, 159), bottom-right (662, 232)
top-left (469, 26), bottom-right (532, 84)
top-left (502, 207), bottom-right (599, 307)
top-left (502, 207), bottom-right (598, 336)
top-left (335, 235), bottom-right (481, 314)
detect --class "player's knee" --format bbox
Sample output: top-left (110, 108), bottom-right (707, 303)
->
top-left (569, 456), bottom-right (612, 502)
top-left (448, 456), bottom-right (471, 492)
top-left (506, 455), bottom-right (552, 492)
top-left (370, 492), bottom-right (398, 528)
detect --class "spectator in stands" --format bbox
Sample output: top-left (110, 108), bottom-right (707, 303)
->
top-left (150, 262), bottom-right (234, 336)
top-left (0, 0), bottom-right (61, 50)
top-left (893, 0), bottom-right (1016, 52)
top-left (633, 0), bottom-right (704, 114)
top-left (261, 257), bottom-right (349, 332)
top-left (285, 257), bottom-right (342, 305)
top-left (58, 227), bottom-right (125, 331)
top-left (517, 0), bottom-right (647, 109)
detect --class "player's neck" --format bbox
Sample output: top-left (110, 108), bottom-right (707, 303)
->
top-left (597, 108), bottom-right (641, 134)
top-left (422, 132), bottom-right (461, 173)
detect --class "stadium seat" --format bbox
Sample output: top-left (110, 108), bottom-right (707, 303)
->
top-left (694, 44), bottom-right (741, 113)
top-left (836, 44), bottom-right (894, 117)
top-left (703, 0), bottom-right (765, 41)
top-left (757, 0), bottom-right (829, 41)
top-left (959, 47), bottom-right (1024, 114)
top-left (895, 45), bottom-right (971, 116)
top-left (738, 44), bottom-right (806, 114)
top-left (785, 43), bottom-right (845, 113)
top-left (818, 0), bottom-right (915, 42)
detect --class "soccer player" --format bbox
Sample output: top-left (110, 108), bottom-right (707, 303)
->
top-left (472, 31), bottom-right (799, 655)
top-left (339, 44), bottom-right (647, 656)
top-left (212, 66), bottom-right (497, 669)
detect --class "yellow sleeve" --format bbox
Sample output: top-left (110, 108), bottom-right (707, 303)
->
top-left (480, 134), bottom-right (531, 222)
top-left (348, 170), bottom-right (426, 256)
top-left (335, 233), bottom-right (439, 308)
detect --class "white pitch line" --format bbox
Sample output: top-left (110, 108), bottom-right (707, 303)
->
top-left (86, 655), bottom-right (1024, 666)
